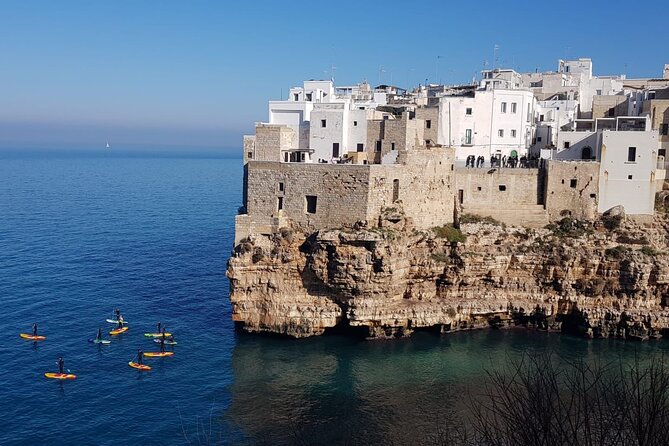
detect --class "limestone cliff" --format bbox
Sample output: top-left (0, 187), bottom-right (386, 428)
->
top-left (227, 215), bottom-right (669, 340)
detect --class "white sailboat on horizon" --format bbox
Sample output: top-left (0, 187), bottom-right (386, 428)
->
top-left (106, 141), bottom-right (110, 149)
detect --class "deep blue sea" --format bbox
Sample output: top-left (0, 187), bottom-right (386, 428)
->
top-left (2, 150), bottom-right (669, 445)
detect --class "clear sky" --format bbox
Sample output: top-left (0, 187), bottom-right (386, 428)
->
top-left (1, 0), bottom-right (667, 152)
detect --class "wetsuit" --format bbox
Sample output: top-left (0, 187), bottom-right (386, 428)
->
top-left (137, 350), bottom-right (143, 365)
top-left (58, 357), bottom-right (64, 374)
top-left (117, 319), bottom-right (123, 330)
top-left (96, 328), bottom-right (102, 341)
top-left (33, 324), bottom-right (38, 336)
top-left (160, 335), bottom-right (165, 353)
top-left (157, 321), bottom-right (161, 333)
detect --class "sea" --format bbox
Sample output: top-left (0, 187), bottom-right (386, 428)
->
top-left (2, 149), bottom-right (669, 445)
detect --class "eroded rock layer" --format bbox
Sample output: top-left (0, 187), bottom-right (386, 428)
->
top-left (227, 216), bottom-right (669, 340)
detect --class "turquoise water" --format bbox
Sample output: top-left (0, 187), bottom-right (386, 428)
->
top-left (2, 151), bottom-right (669, 445)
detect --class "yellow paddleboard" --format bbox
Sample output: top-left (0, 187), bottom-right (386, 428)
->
top-left (143, 352), bottom-right (174, 358)
top-left (20, 333), bottom-right (46, 341)
top-left (45, 372), bottom-right (76, 380)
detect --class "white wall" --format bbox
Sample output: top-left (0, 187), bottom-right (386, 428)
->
top-left (438, 88), bottom-right (536, 160)
top-left (598, 131), bottom-right (659, 214)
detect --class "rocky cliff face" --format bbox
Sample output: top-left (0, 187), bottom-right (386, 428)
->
top-left (227, 215), bottom-right (669, 340)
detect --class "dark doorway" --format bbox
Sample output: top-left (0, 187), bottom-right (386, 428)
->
top-left (458, 189), bottom-right (464, 205)
top-left (332, 143), bottom-right (340, 158)
top-left (392, 179), bottom-right (400, 202)
top-left (581, 146), bottom-right (592, 160)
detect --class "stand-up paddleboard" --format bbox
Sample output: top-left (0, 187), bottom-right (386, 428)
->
top-left (153, 339), bottom-right (177, 345)
top-left (20, 333), bottom-right (46, 341)
top-left (88, 338), bottom-right (111, 345)
top-left (106, 319), bottom-right (128, 325)
top-left (143, 351), bottom-right (174, 358)
top-left (144, 332), bottom-right (171, 338)
top-left (45, 372), bottom-right (76, 380)
top-left (128, 361), bottom-right (151, 371)
top-left (110, 326), bottom-right (129, 335)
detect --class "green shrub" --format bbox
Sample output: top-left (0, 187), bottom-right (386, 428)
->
top-left (460, 213), bottom-right (504, 227)
top-left (546, 217), bottom-right (589, 238)
top-left (432, 225), bottom-right (466, 243)
top-left (431, 252), bottom-right (451, 263)
top-left (605, 245), bottom-right (629, 259)
top-left (641, 246), bottom-right (659, 257)
top-left (602, 214), bottom-right (623, 231)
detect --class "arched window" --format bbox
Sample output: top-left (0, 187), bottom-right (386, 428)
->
top-left (581, 146), bottom-right (592, 160)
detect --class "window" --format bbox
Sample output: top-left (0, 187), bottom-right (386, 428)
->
top-left (608, 108), bottom-right (615, 117)
top-left (499, 185), bottom-right (507, 191)
top-left (391, 142), bottom-right (396, 151)
top-left (501, 102), bottom-right (507, 113)
top-left (293, 93), bottom-right (299, 101)
top-left (662, 123), bottom-right (668, 136)
top-left (511, 102), bottom-right (517, 113)
top-left (570, 179), bottom-right (577, 188)
top-left (564, 141), bottom-right (570, 149)
top-left (596, 89), bottom-right (602, 96)
top-left (277, 197), bottom-right (284, 211)
top-left (498, 129), bottom-right (504, 137)
top-left (332, 143), bottom-right (340, 158)
top-left (537, 136), bottom-right (542, 142)
top-left (466, 108), bottom-right (473, 115)
top-left (392, 179), bottom-right (400, 202)
top-left (278, 182), bottom-right (285, 192)
top-left (628, 175), bottom-right (633, 180)
top-left (465, 129), bottom-right (472, 145)
top-left (628, 147), bottom-right (636, 162)
top-left (353, 121), bottom-right (358, 127)
top-left (540, 114), bottom-right (545, 122)
top-left (426, 120), bottom-right (431, 129)
top-left (375, 140), bottom-right (382, 152)
top-left (321, 119), bottom-right (327, 128)
top-left (511, 129), bottom-right (517, 138)
top-left (356, 143), bottom-right (364, 152)
top-left (306, 93), bottom-right (312, 101)
top-left (565, 65), bottom-right (570, 73)
top-left (305, 195), bottom-right (317, 214)
top-left (247, 151), bottom-right (253, 159)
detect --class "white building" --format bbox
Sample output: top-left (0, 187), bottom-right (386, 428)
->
top-left (553, 117), bottom-right (664, 215)
top-left (267, 80), bottom-right (385, 162)
top-left (437, 85), bottom-right (537, 160)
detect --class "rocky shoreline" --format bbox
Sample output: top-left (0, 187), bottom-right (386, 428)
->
top-left (227, 213), bottom-right (669, 341)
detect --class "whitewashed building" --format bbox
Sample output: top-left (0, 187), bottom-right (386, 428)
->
top-left (437, 81), bottom-right (537, 160)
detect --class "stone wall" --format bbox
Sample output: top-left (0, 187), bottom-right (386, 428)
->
top-left (592, 95), bottom-right (629, 119)
top-left (454, 168), bottom-right (543, 207)
top-left (366, 113), bottom-right (425, 164)
top-left (243, 161), bottom-right (372, 234)
top-left (254, 124), bottom-right (296, 162)
top-left (367, 147), bottom-right (455, 228)
top-left (544, 160), bottom-right (600, 220)
top-left (243, 135), bottom-right (255, 164)
top-left (415, 106), bottom-right (439, 145)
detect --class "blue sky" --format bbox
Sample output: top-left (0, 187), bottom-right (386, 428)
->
top-left (1, 0), bottom-right (667, 152)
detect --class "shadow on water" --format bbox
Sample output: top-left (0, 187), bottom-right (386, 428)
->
top-left (222, 329), bottom-right (669, 445)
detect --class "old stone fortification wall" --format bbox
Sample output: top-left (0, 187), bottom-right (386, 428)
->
top-left (454, 168), bottom-right (542, 208)
top-left (367, 148), bottom-right (455, 229)
top-left (238, 147), bottom-right (456, 243)
top-left (415, 106), bottom-right (439, 144)
top-left (243, 162), bottom-right (372, 234)
top-left (545, 160), bottom-right (599, 221)
top-left (228, 215), bottom-right (669, 340)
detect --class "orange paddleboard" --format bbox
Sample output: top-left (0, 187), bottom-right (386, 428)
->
top-left (110, 326), bottom-right (129, 335)
top-left (128, 361), bottom-right (151, 371)
top-left (20, 333), bottom-right (46, 341)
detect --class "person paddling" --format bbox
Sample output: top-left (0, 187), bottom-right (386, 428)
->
top-left (157, 321), bottom-right (162, 334)
top-left (136, 349), bottom-right (144, 365)
top-left (117, 319), bottom-right (123, 330)
top-left (159, 332), bottom-right (166, 353)
top-left (57, 357), bottom-right (64, 374)
top-left (96, 327), bottom-right (103, 341)
top-left (32, 323), bottom-right (38, 336)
